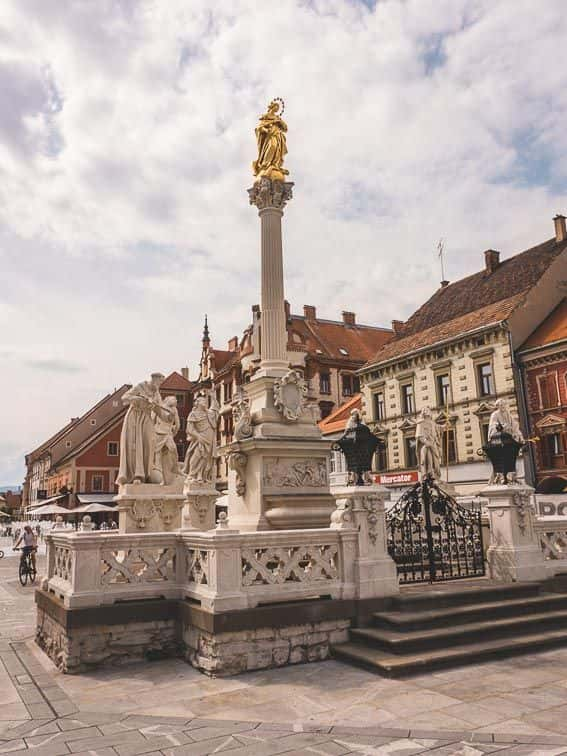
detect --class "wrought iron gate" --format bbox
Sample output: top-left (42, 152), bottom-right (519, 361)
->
top-left (386, 475), bottom-right (485, 584)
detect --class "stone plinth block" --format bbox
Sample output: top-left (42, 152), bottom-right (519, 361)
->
top-left (481, 484), bottom-right (548, 582)
top-left (331, 485), bottom-right (399, 599)
top-left (225, 436), bottom-right (335, 531)
top-left (182, 480), bottom-right (218, 531)
top-left (115, 482), bottom-right (184, 533)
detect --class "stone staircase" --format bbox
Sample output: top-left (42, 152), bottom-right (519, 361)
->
top-left (332, 581), bottom-right (567, 677)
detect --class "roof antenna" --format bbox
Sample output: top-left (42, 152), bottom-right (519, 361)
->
top-left (438, 238), bottom-right (449, 287)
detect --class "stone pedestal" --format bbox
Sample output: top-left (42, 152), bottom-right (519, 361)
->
top-left (331, 485), bottom-right (399, 599)
top-left (115, 482), bottom-right (184, 533)
top-left (182, 480), bottom-right (218, 531)
top-left (481, 484), bottom-right (548, 582)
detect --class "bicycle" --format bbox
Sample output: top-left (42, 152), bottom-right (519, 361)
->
top-left (14, 548), bottom-right (36, 586)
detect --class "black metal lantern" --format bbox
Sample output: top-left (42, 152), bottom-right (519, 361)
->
top-left (482, 426), bottom-right (523, 484)
top-left (334, 415), bottom-right (383, 486)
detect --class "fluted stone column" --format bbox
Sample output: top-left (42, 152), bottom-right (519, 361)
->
top-left (248, 178), bottom-right (293, 375)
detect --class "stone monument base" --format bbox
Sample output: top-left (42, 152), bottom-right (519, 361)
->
top-left (182, 480), bottom-right (218, 531)
top-left (115, 482), bottom-right (184, 533)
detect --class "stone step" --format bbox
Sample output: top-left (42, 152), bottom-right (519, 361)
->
top-left (393, 581), bottom-right (540, 611)
top-left (333, 626), bottom-right (567, 677)
top-left (373, 591), bottom-right (567, 631)
top-left (351, 606), bottom-right (567, 654)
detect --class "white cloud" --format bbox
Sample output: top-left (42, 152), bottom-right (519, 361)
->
top-left (1, 0), bottom-right (567, 482)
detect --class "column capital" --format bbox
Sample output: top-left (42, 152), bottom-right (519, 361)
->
top-left (248, 177), bottom-right (294, 212)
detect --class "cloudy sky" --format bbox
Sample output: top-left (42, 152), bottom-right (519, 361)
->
top-left (1, 0), bottom-right (567, 485)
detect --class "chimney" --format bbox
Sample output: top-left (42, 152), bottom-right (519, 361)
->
top-left (181, 367), bottom-right (189, 380)
top-left (440, 280), bottom-right (449, 288)
top-left (284, 300), bottom-right (291, 322)
top-left (228, 336), bottom-right (238, 352)
top-left (554, 214), bottom-right (566, 243)
top-left (342, 311), bottom-right (356, 326)
top-left (391, 320), bottom-right (404, 335)
top-left (303, 304), bottom-right (317, 320)
top-left (484, 249), bottom-right (500, 274)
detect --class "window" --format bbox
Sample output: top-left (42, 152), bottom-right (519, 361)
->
top-left (342, 373), bottom-right (360, 396)
top-left (477, 362), bottom-right (494, 397)
top-left (436, 374), bottom-right (451, 407)
top-left (65, 441), bottom-right (72, 448)
top-left (401, 383), bottom-right (415, 414)
top-left (441, 429), bottom-right (457, 465)
top-left (374, 391), bottom-right (385, 421)
top-left (319, 401), bottom-right (334, 419)
top-left (91, 474), bottom-right (104, 492)
top-left (320, 372), bottom-right (331, 394)
top-left (224, 382), bottom-right (233, 402)
top-left (542, 433), bottom-right (563, 468)
top-left (405, 437), bottom-right (418, 468)
top-left (215, 387), bottom-right (221, 405)
top-left (175, 393), bottom-right (185, 407)
top-left (538, 373), bottom-right (559, 409)
top-left (176, 442), bottom-right (185, 461)
top-left (374, 440), bottom-right (388, 472)
top-left (480, 421), bottom-right (490, 445)
top-left (107, 442), bottom-right (118, 456)
top-left (90, 419), bottom-right (97, 426)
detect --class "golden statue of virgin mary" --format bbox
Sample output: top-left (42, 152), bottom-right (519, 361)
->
top-left (252, 98), bottom-right (289, 181)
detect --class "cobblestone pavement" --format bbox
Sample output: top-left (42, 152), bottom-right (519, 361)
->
top-left (2, 553), bottom-right (567, 754)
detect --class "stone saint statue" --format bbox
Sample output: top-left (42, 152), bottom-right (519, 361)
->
top-left (116, 373), bottom-right (165, 485)
top-left (183, 392), bottom-right (220, 484)
top-left (488, 399), bottom-right (524, 444)
top-left (252, 98), bottom-right (289, 181)
top-left (153, 396), bottom-right (181, 485)
top-left (415, 407), bottom-right (442, 480)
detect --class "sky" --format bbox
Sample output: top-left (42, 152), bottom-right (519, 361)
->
top-left (1, 0), bottom-right (567, 485)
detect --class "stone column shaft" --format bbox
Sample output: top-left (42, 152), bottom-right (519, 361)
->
top-left (259, 207), bottom-right (287, 365)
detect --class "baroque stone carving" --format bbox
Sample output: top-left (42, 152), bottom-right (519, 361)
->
top-left (513, 491), bottom-right (534, 535)
top-left (183, 391), bottom-right (220, 484)
top-left (130, 500), bottom-right (156, 529)
top-left (101, 548), bottom-right (174, 585)
top-left (155, 500), bottom-right (180, 530)
top-left (263, 457), bottom-right (328, 488)
top-left (415, 406), bottom-right (441, 481)
top-left (248, 176), bottom-right (293, 211)
top-left (241, 544), bottom-right (338, 586)
top-left (228, 451), bottom-right (248, 496)
top-left (362, 495), bottom-right (380, 546)
top-left (232, 390), bottom-right (253, 440)
top-left (186, 549), bottom-right (209, 585)
top-left (273, 369), bottom-right (308, 422)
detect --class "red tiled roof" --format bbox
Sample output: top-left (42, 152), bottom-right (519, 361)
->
top-left (160, 371), bottom-right (194, 391)
top-left (368, 294), bottom-right (524, 366)
top-left (289, 317), bottom-right (392, 363)
top-left (367, 236), bottom-right (567, 367)
top-left (399, 237), bottom-right (565, 339)
top-left (319, 394), bottom-right (361, 435)
top-left (521, 298), bottom-right (567, 350)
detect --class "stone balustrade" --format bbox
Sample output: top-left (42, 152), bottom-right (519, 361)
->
top-left (535, 519), bottom-right (567, 574)
top-left (44, 527), bottom-right (358, 612)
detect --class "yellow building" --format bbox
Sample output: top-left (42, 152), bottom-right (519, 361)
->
top-left (360, 216), bottom-right (567, 496)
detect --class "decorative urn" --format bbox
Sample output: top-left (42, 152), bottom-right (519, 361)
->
top-left (334, 413), bottom-right (383, 486)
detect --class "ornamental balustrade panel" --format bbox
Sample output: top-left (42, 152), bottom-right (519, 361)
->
top-left (53, 545), bottom-right (73, 584)
top-left (535, 521), bottom-right (567, 572)
top-left (100, 547), bottom-right (176, 585)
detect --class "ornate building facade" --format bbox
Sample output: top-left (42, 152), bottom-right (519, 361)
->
top-left (518, 298), bottom-right (567, 496)
top-left (359, 216), bottom-right (567, 496)
top-left (194, 306), bottom-right (393, 484)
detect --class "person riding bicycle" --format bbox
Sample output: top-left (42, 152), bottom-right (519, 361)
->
top-left (14, 525), bottom-right (37, 571)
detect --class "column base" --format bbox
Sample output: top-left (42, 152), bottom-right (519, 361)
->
top-left (182, 481), bottom-right (218, 531)
top-left (115, 483), bottom-right (184, 533)
top-left (487, 544), bottom-right (549, 582)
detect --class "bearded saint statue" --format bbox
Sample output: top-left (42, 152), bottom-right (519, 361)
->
top-left (252, 99), bottom-right (289, 181)
top-left (488, 398), bottom-right (525, 444)
top-left (116, 373), bottom-right (165, 485)
top-left (183, 392), bottom-right (220, 485)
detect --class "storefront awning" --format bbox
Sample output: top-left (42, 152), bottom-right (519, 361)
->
top-left (76, 494), bottom-right (116, 504)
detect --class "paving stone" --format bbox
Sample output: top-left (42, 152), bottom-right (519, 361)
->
top-left (72, 749), bottom-right (120, 756)
top-left (408, 728), bottom-right (470, 740)
top-left (41, 687), bottom-right (72, 703)
top-left (25, 726), bottom-right (102, 748)
top-left (59, 714), bottom-right (123, 728)
top-left (52, 703), bottom-right (79, 718)
top-left (1, 720), bottom-right (56, 739)
top-left (0, 740), bottom-right (26, 754)
top-left (26, 703), bottom-right (54, 719)
top-left (15, 675), bottom-right (31, 685)
top-left (184, 723), bottom-right (259, 742)
top-left (115, 732), bottom-right (194, 755)
top-left (162, 736), bottom-right (254, 756)
top-left (17, 686), bottom-right (46, 705)
top-left (121, 716), bottom-right (190, 728)
top-left (66, 730), bottom-right (149, 753)
top-left (184, 719), bottom-right (259, 732)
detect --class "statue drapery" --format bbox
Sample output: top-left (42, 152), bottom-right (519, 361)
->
top-left (252, 99), bottom-right (289, 181)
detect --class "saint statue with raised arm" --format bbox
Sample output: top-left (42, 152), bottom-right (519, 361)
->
top-left (153, 395), bottom-right (182, 486)
top-left (116, 373), bottom-right (165, 485)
